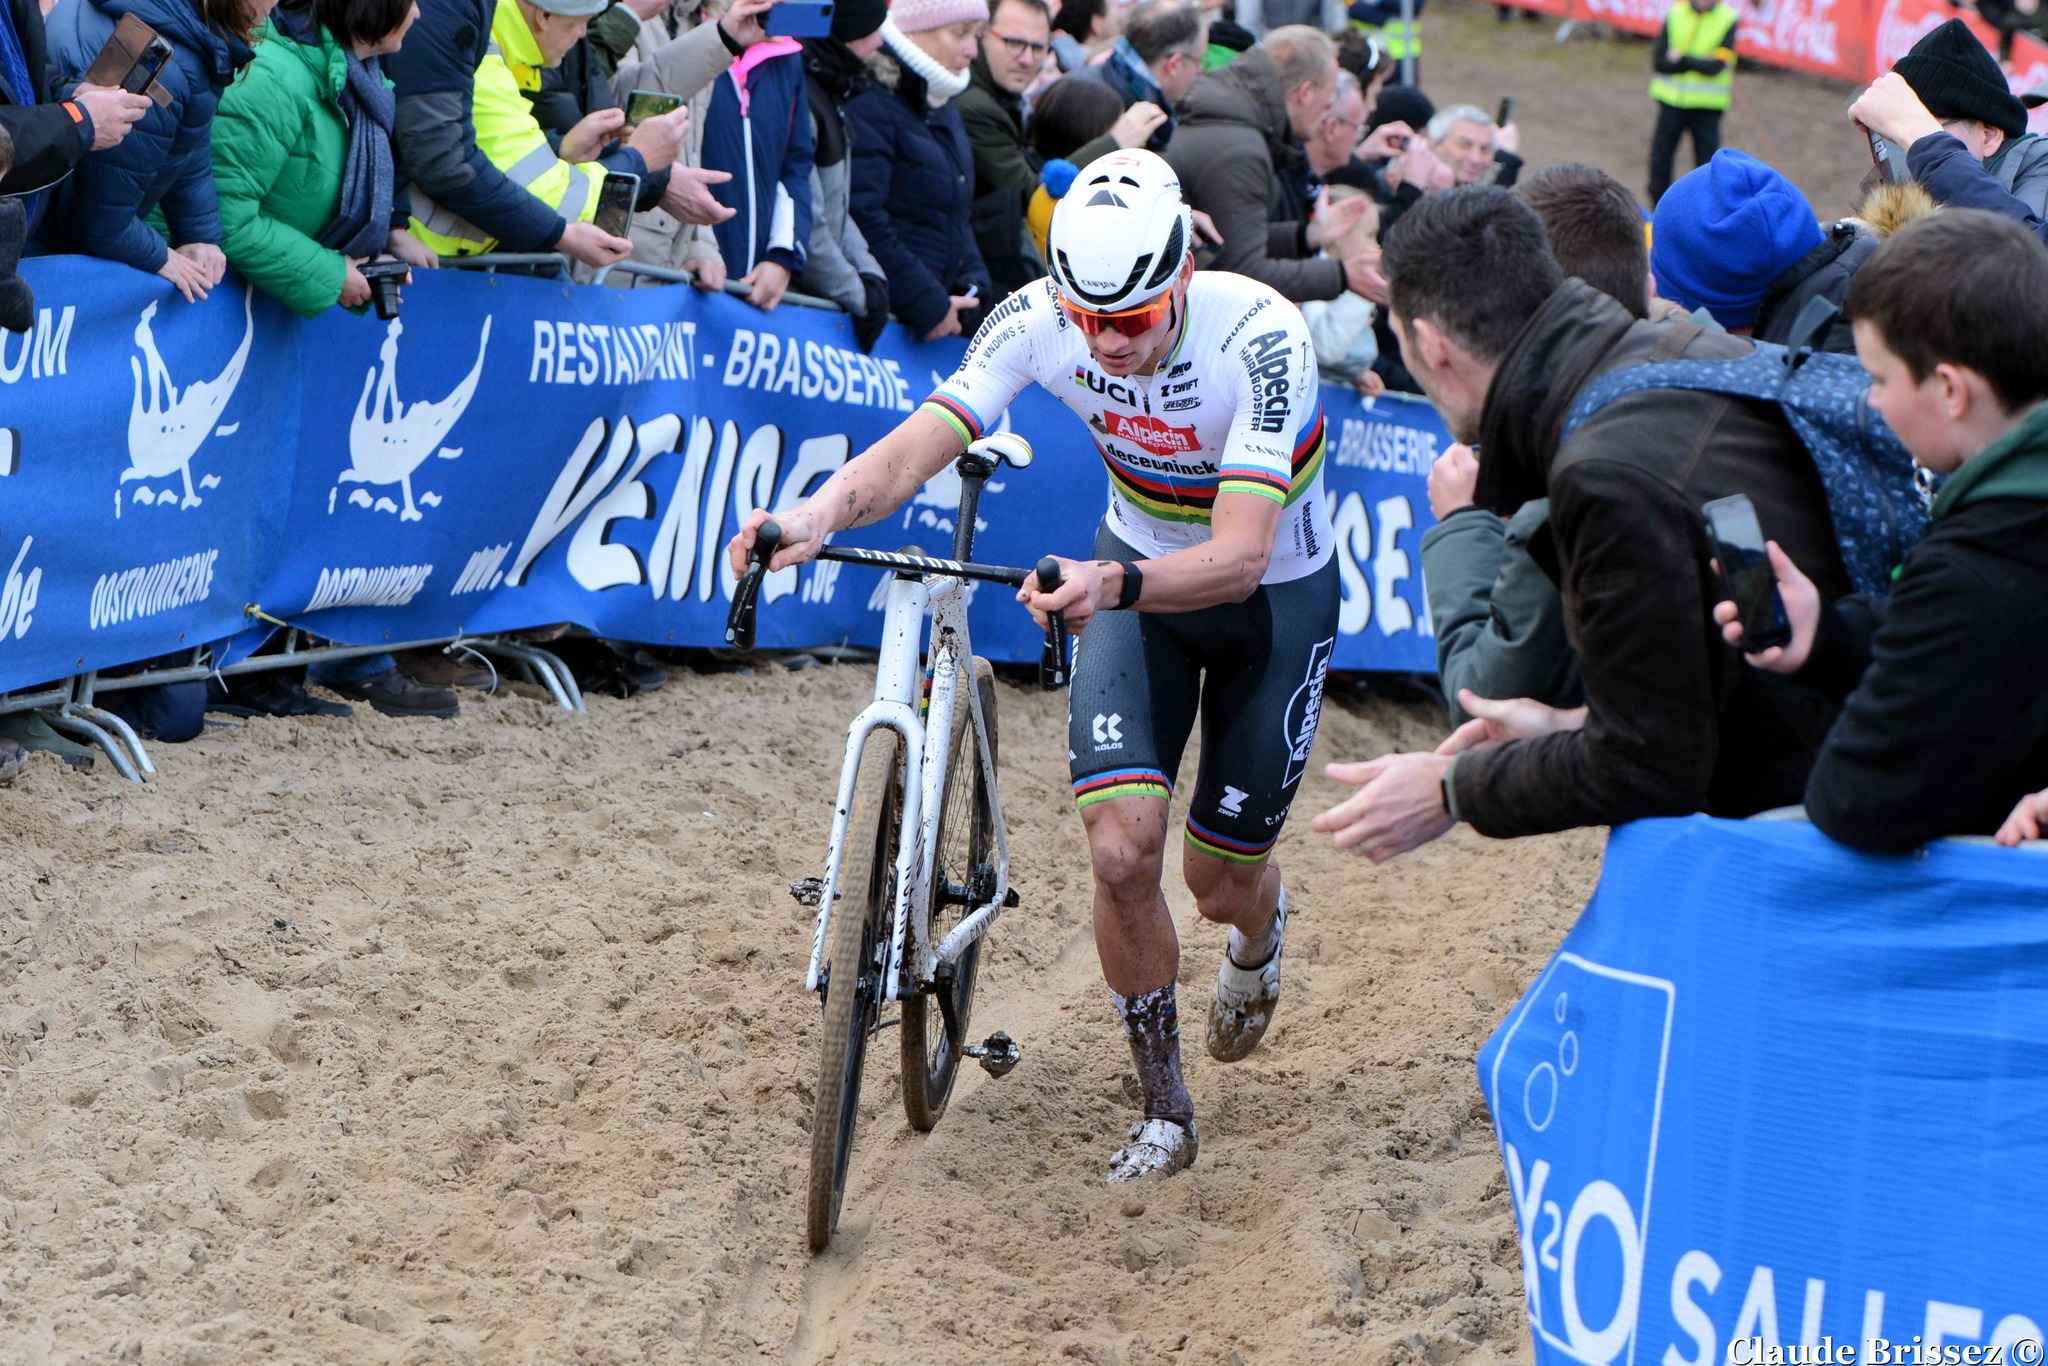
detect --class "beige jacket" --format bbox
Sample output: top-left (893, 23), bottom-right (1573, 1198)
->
top-left (612, 5), bottom-right (733, 276)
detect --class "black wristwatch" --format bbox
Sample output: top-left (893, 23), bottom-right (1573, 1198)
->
top-left (1116, 560), bottom-right (1144, 610)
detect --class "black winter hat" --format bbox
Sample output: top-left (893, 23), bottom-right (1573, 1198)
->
top-left (1892, 18), bottom-right (2028, 139)
top-left (831, 0), bottom-right (886, 43)
top-left (1366, 83), bottom-right (1434, 137)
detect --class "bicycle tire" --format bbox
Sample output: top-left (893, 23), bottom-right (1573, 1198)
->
top-left (901, 658), bottom-right (998, 1132)
top-left (807, 730), bottom-right (901, 1253)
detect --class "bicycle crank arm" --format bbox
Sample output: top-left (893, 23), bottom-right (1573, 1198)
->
top-left (963, 1030), bottom-right (1021, 1078)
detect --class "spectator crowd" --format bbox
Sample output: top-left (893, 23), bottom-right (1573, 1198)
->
top-left (0, 0), bottom-right (2043, 849)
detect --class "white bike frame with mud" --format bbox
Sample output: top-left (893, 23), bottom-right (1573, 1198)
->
top-left (725, 434), bottom-right (1068, 1252)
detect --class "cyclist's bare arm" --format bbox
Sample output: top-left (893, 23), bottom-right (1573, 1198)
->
top-left (727, 410), bottom-right (966, 574)
top-left (1019, 491), bottom-right (1281, 633)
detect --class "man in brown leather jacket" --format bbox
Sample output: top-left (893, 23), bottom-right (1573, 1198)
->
top-left (1312, 186), bottom-right (1849, 861)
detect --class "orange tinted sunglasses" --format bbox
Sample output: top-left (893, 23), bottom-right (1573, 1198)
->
top-left (1059, 291), bottom-right (1174, 337)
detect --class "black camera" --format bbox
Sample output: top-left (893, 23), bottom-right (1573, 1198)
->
top-left (358, 256), bottom-right (410, 320)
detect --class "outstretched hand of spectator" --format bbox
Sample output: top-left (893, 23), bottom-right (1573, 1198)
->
top-left (743, 260), bottom-right (790, 311)
top-left (1427, 442), bottom-right (1478, 519)
top-left (925, 293), bottom-right (978, 341)
top-left (562, 108), bottom-right (627, 164)
top-left (1355, 368), bottom-right (1385, 397)
top-left (720, 0), bottom-right (777, 48)
top-left (1306, 188), bottom-right (1369, 249)
top-left (1110, 101), bottom-right (1168, 149)
top-left (1996, 789), bottom-right (2048, 846)
top-left (557, 220), bottom-right (633, 268)
top-left (1435, 690), bottom-right (1587, 757)
top-left (1342, 247), bottom-right (1387, 304)
top-left (1849, 73), bottom-right (1943, 151)
top-left (625, 107), bottom-right (690, 173)
top-left (661, 166), bottom-right (737, 225)
top-left (1311, 751), bottom-right (1457, 863)
top-left (1191, 208), bottom-right (1222, 246)
top-left (73, 84), bottom-right (151, 152)
top-left (1712, 540), bottom-right (1821, 672)
top-left (1359, 119), bottom-right (1412, 162)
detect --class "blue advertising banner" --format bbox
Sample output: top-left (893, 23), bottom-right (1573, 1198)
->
top-left (0, 259), bottom-right (1446, 692)
top-left (1481, 817), bottom-right (2048, 1366)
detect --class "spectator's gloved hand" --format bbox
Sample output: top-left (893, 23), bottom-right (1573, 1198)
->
top-left (72, 84), bottom-right (151, 152)
top-left (625, 107), bottom-right (690, 174)
top-left (0, 199), bottom-right (33, 335)
top-left (719, 0), bottom-right (777, 48)
top-left (660, 166), bottom-right (737, 225)
top-left (1111, 101), bottom-right (1168, 149)
top-left (558, 220), bottom-right (634, 268)
top-left (851, 272), bottom-right (890, 352)
top-left (1850, 73), bottom-right (1945, 150)
top-left (562, 108), bottom-right (628, 164)
top-left (1711, 539), bottom-right (1821, 672)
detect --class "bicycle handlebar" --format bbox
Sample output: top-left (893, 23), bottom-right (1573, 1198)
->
top-left (722, 520), bottom-right (1070, 690)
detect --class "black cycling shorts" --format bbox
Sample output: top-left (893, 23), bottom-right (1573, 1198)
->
top-left (1066, 524), bottom-right (1342, 864)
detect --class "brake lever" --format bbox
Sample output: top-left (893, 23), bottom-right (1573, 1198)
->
top-left (1035, 555), bottom-right (1068, 690)
top-left (725, 518), bottom-right (783, 650)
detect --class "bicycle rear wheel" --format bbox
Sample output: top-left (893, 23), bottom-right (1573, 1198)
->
top-left (901, 658), bottom-right (998, 1132)
top-left (808, 730), bottom-right (901, 1252)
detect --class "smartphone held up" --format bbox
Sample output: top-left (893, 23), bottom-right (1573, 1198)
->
top-left (1703, 494), bottom-right (1793, 653)
top-left (594, 172), bottom-right (639, 240)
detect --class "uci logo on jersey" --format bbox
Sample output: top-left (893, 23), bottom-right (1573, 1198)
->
top-left (1074, 366), bottom-right (1143, 408)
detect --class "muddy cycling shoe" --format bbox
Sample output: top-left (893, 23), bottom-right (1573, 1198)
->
top-left (1106, 1118), bottom-right (1199, 1184)
top-left (1207, 886), bottom-right (1288, 1063)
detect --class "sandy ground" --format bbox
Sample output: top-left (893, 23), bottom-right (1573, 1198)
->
top-left (0, 657), bottom-right (1603, 1365)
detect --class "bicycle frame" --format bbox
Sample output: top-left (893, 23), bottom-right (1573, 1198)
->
top-left (801, 571), bottom-right (1010, 1005)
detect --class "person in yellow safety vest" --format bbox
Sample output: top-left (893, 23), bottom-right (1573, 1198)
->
top-left (1648, 0), bottom-right (1737, 204)
top-left (1347, 0), bottom-right (1421, 86)
top-left (409, 0), bottom-right (688, 265)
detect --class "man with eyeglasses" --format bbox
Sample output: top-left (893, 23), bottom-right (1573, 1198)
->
top-left (730, 149), bottom-right (1337, 1187)
top-left (958, 0), bottom-right (1055, 295)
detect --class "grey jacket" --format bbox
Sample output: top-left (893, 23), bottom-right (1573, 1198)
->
top-left (1421, 499), bottom-right (1582, 727)
top-left (1990, 132), bottom-right (2048, 219)
top-left (800, 106), bottom-right (882, 314)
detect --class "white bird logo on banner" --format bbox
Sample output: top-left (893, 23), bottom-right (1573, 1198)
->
top-left (337, 315), bottom-right (492, 522)
top-left (121, 289), bottom-right (254, 513)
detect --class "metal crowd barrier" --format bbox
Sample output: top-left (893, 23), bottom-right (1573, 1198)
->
top-left (0, 255), bottom-right (836, 785)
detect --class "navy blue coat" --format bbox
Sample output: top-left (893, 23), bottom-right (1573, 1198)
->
top-left (701, 48), bottom-right (813, 278)
top-left (40, 0), bottom-right (249, 271)
top-left (842, 50), bottom-right (988, 333)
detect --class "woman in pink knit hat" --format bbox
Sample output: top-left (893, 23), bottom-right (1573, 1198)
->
top-left (842, 0), bottom-right (994, 339)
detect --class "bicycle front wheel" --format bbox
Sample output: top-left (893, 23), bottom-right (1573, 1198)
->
top-left (808, 729), bottom-right (901, 1253)
top-left (902, 658), bottom-right (998, 1131)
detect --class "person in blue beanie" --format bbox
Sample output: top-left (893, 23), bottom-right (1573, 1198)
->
top-left (1651, 148), bottom-right (1872, 352)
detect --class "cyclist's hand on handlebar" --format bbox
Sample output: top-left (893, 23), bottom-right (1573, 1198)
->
top-left (1017, 555), bottom-right (1106, 633)
top-left (728, 506), bottom-right (826, 576)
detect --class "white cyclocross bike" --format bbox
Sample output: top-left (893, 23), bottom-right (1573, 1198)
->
top-left (726, 434), bottom-right (1068, 1253)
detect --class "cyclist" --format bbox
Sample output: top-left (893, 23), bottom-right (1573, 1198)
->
top-left (727, 149), bottom-right (1338, 1184)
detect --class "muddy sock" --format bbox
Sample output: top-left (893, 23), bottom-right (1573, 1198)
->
top-left (1110, 984), bottom-right (1194, 1129)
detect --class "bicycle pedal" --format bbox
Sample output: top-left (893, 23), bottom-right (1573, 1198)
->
top-left (1002, 887), bottom-right (1020, 908)
top-left (965, 1030), bottom-right (1020, 1077)
top-left (789, 876), bottom-right (837, 908)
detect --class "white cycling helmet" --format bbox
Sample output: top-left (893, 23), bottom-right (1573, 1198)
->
top-left (1047, 149), bottom-right (1195, 313)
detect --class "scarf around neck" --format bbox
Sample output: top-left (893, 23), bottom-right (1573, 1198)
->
top-left (882, 18), bottom-right (970, 105)
top-left (278, 8), bottom-right (396, 259)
